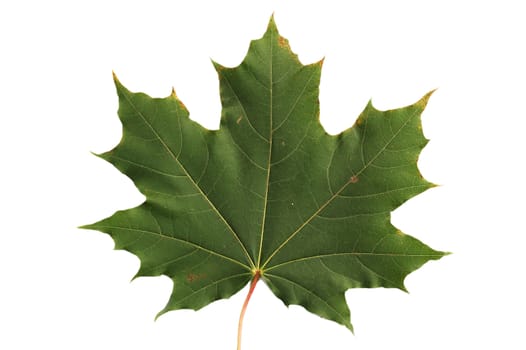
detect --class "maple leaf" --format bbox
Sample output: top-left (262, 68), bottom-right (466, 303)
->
top-left (82, 16), bottom-right (446, 346)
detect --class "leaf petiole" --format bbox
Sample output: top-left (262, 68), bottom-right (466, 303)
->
top-left (237, 270), bottom-right (261, 350)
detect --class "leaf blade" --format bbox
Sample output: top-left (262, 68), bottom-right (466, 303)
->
top-left (82, 16), bottom-right (447, 334)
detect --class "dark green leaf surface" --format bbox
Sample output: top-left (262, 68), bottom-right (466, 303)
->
top-left (82, 17), bottom-right (446, 331)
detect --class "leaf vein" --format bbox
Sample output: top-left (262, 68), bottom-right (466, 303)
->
top-left (94, 225), bottom-right (251, 270)
top-left (265, 273), bottom-right (348, 325)
top-left (119, 89), bottom-right (255, 269)
top-left (316, 210), bottom-right (389, 221)
top-left (256, 27), bottom-right (274, 268)
top-left (220, 74), bottom-right (270, 143)
top-left (272, 68), bottom-right (317, 133)
top-left (266, 251), bottom-right (443, 271)
top-left (271, 119), bottom-right (313, 166)
top-left (355, 255), bottom-right (399, 286)
top-left (175, 272), bottom-right (250, 306)
top-left (262, 106), bottom-right (424, 268)
top-left (230, 136), bottom-right (267, 171)
top-left (336, 184), bottom-right (429, 199)
top-left (141, 249), bottom-right (200, 275)
top-left (107, 155), bottom-right (187, 179)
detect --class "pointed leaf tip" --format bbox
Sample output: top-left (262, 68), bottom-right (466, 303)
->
top-left (211, 59), bottom-right (225, 73)
top-left (154, 309), bottom-right (165, 322)
top-left (418, 89), bottom-right (437, 109)
top-left (112, 71), bottom-right (127, 94)
top-left (266, 13), bottom-right (279, 34)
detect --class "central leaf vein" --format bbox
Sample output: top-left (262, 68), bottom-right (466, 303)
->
top-left (256, 26), bottom-right (274, 268)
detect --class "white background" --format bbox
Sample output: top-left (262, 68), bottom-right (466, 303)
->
top-left (1, 0), bottom-right (525, 349)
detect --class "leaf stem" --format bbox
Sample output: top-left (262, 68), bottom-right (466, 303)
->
top-left (237, 270), bottom-right (261, 350)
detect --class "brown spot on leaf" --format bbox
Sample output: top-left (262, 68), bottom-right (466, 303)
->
top-left (350, 175), bottom-right (359, 183)
top-left (178, 100), bottom-right (187, 111)
top-left (236, 116), bottom-right (243, 124)
top-left (186, 272), bottom-right (207, 283)
top-left (278, 35), bottom-right (288, 48)
top-left (170, 88), bottom-right (187, 110)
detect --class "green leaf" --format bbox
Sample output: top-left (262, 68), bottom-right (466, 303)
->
top-left (82, 17), bottom-right (446, 333)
